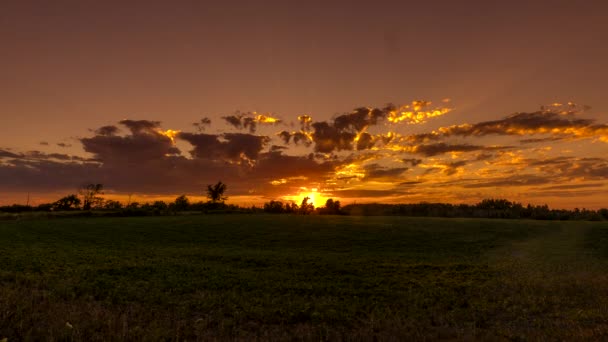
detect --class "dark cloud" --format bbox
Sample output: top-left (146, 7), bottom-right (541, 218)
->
top-left (269, 145), bottom-right (288, 152)
top-left (519, 137), bottom-right (563, 144)
top-left (280, 106), bottom-right (394, 153)
top-left (178, 132), bottom-right (269, 162)
top-left (442, 161), bottom-right (467, 176)
top-left (311, 121), bottom-right (356, 153)
top-left (298, 115), bottom-right (312, 131)
top-left (462, 174), bottom-right (552, 188)
top-left (193, 117), bottom-right (212, 132)
top-left (119, 119), bottom-right (161, 134)
top-left (250, 151), bottom-right (336, 182)
top-left (222, 112), bottom-right (281, 133)
top-left (409, 143), bottom-right (510, 157)
top-left (407, 111), bottom-right (608, 143)
top-left (0, 159), bottom-right (102, 192)
top-left (0, 149), bottom-right (94, 163)
top-left (0, 149), bottom-right (21, 159)
top-left (39, 141), bottom-right (49, 146)
top-left (57, 143), bottom-right (72, 148)
top-left (356, 132), bottom-right (375, 150)
top-left (308, 107), bottom-right (390, 153)
top-left (95, 125), bottom-right (120, 136)
top-left (398, 180), bottom-right (423, 186)
top-left (329, 189), bottom-right (403, 198)
top-left (333, 107), bottom-right (386, 132)
top-left (363, 164), bottom-right (408, 180)
top-left (82, 129), bottom-right (179, 163)
top-left (278, 130), bottom-right (313, 146)
top-left (402, 158), bottom-right (422, 167)
top-left (538, 183), bottom-right (605, 191)
top-left (475, 153), bottom-right (494, 161)
top-left (524, 157), bottom-right (608, 180)
top-left (223, 114), bottom-right (247, 131)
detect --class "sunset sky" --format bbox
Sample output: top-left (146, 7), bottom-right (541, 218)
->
top-left (1, 1), bottom-right (607, 208)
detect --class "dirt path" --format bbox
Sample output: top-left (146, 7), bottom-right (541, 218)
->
top-left (478, 222), bottom-right (608, 340)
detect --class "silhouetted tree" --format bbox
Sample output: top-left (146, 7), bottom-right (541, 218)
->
top-left (36, 203), bottom-right (53, 211)
top-left (285, 201), bottom-right (299, 214)
top-left (172, 195), bottom-right (190, 211)
top-left (299, 197), bottom-right (314, 215)
top-left (207, 181), bottom-right (228, 204)
top-left (319, 198), bottom-right (341, 215)
top-left (53, 194), bottom-right (81, 211)
top-left (103, 200), bottom-right (123, 210)
top-left (79, 183), bottom-right (104, 210)
top-left (152, 200), bottom-right (168, 211)
top-left (264, 200), bottom-right (285, 213)
top-left (125, 202), bottom-right (140, 209)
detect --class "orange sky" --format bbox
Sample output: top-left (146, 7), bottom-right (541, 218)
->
top-left (1, 1), bottom-right (607, 209)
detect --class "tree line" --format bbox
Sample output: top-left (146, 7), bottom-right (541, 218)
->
top-left (1, 185), bottom-right (607, 221)
top-left (0, 181), bottom-right (230, 214)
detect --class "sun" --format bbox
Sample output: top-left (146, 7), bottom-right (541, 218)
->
top-left (301, 188), bottom-right (329, 207)
top-left (283, 187), bottom-right (329, 207)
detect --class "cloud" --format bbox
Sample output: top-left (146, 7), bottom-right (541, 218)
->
top-left (462, 174), bottom-right (552, 188)
top-left (402, 158), bottom-right (422, 167)
top-left (329, 189), bottom-right (404, 198)
top-left (277, 130), bottom-right (313, 146)
top-left (193, 117), bottom-right (212, 131)
top-left (538, 183), bottom-right (605, 190)
top-left (310, 121), bottom-right (357, 153)
top-left (0, 149), bottom-right (21, 159)
top-left (363, 164), bottom-right (408, 180)
top-left (2, 101), bottom-right (607, 207)
top-left (178, 132), bottom-right (270, 163)
top-left (280, 102), bottom-right (450, 153)
top-left (82, 120), bottom-right (180, 163)
top-left (222, 112), bottom-right (281, 133)
top-left (405, 143), bottom-right (510, 157)
top-left (0, 159), bottom-right (103, 192)
top-left (0, 149), bottom-right (95, 162)
top-left (95, 125), bottom-right (120, 136)
top-left (442, 161), bottom-right (467, 176)
top-left (119, 119), bottom-right (161, 134)
top-left (407, 111), bottom-right (608, 143)
top-left (386, 100), bottom-right (451, 124)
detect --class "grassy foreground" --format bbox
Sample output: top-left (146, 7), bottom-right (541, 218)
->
top-left (1, 215), bottom-right (608, 340)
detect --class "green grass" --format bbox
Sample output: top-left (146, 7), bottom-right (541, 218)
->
top-left (0, 215), bottom-right (607, 340)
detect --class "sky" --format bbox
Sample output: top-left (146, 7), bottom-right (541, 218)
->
top-left (1, 1), bottom-right (607, 208)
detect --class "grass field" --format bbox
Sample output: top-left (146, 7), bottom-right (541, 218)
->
top-left (1, 215), bottom-right (608, 340)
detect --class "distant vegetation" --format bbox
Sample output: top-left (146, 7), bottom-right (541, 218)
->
top-left (1, 183), bottom-right (607, 221)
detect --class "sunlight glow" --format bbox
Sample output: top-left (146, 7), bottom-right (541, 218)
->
top-left (283, 187), bottom-right (330, 207)
top-left (158, 129), bottom-right (180, 144)
top-left (254, 112), bottom-right (281, 123)
top-left (387, 100), bottom-right (452, 124)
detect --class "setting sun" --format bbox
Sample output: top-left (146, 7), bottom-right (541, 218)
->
top-left (283, 188), bottom-right (330, 207)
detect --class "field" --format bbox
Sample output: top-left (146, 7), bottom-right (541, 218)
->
top-left (1, 215), bottom-right (608, 340)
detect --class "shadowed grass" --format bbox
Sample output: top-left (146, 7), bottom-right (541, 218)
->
top-left (0, 215), bottom-right (607, 340)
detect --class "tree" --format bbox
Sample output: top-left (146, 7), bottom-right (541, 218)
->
top-left (207, 181), bottom-right (228, 204)
top-left (299, 197), bottom-right (314, 215)
top-left (53, 194), bottom-right (81, 211)
top-left (103, 200), bottom-right (123, 210)
top-left (320, 198), bottom-right (341, 215)
top-left (172, 195), bottom-right (190, 211)
top-left (264, 200), bottom-right (285, 213)
top-left (79, 183), bottom-right (104, 210)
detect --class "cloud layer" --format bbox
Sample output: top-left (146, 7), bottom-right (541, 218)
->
top-left (1, 101), bottom-right (607, 208)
